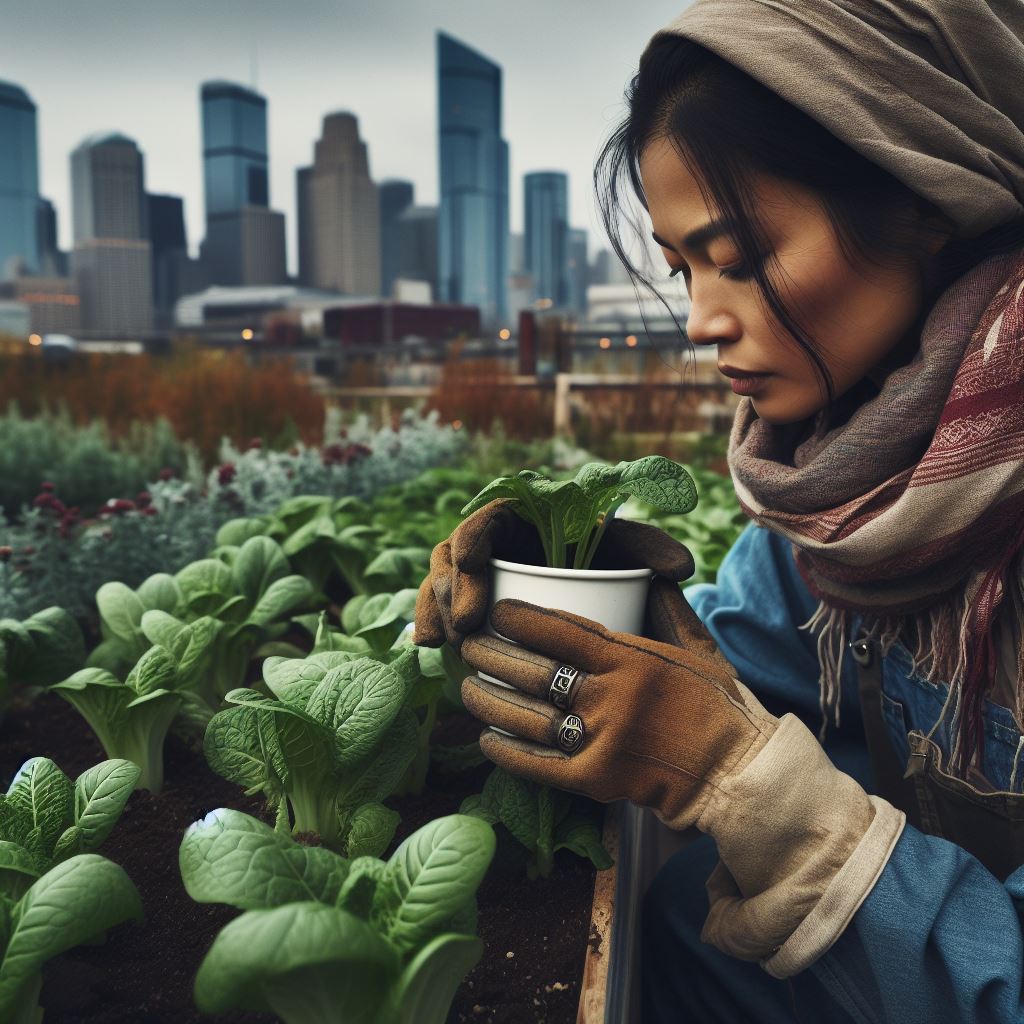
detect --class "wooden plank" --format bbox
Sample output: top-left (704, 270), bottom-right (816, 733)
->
top-left (576, 802), bottom-right (622, 1024)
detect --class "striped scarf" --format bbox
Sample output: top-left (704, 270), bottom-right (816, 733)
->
top-left (727, 248), bottom-right (1024, 777)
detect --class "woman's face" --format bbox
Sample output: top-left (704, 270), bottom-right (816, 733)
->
top-left (639, 137), bottom-right (940, 425)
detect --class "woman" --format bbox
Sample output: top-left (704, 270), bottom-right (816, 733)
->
top-left (414, 1), bottom-right (1024, 1020)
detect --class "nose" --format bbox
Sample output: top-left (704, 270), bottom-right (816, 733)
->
top-left (684, 287), bottom-right (742, 348)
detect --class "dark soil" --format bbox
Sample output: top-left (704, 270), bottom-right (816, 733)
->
top-left (0, 690), bottom-right (598, 1024)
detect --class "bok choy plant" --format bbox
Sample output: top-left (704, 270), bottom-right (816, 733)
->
top-left (0, 606), bottom-right (86, 718)
top-left (0, 758), bottom-right (142, 1024)
top-left (0, 756), bottom-right (140, 899)
top-left (461, 455), bottom-right (698, 570)
top-left (204, 649), bottom-right (421, 857)
top-left (53, 644), bottom-right (196, 792)
top-left (180, 809), bottom-right (494, 1024)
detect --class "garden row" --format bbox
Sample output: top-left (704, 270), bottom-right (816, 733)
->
top-left (0, 425), bottom-right (747, 1023)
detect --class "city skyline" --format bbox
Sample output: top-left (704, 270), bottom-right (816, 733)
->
top-left (3, 0), bottom-right (687, 274)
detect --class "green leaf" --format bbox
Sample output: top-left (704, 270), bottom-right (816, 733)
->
top-left (385, 814), bottom-right (495, 957)
top-left (135, 573), bottom-right (183, 614)
top-left (175, 558), bottom-right (234, 604)
top-left (205, 706), bottom-right (275, 794)
top-left (248, 576), bottom-right (314, 629)
top-left (68, 760), bottom-right (140, 856)
top-left (179, 808), bottom-right (350, 910)
top-left (95, 582), bottom-right (146, 645)
top-left (139, 609), bottom-right (186, 650)
top-left (344, 803), bottom-right (399, 860)
top-left (0, 842), bottom-right (45, 897)
top-left (125, 645), bottom-right (177, 697)
top-left (231, 536), bottom-right (291, 608)
top-left (5, 759), bottom-right (72, 862)
top-left (353, 590), bottom-right (418, 653)
top-left (343, 707), bottom-right (419, 808)
top-left (0, 855), bottom-right (142, 1017)
top-left (555, 813), bottom-right (613, 871)
top-left (216, 517), bottom-right (273, 548)
top-left (193, 903), bottom-right (397, 1018)
top-left (389, 933), bottom-right (483, 1024)
top-left (12, 608), bottom-right (86, 688)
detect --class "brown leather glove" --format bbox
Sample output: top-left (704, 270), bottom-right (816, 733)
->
top-left (412, 498), bottom-right (700, 652)
top-left (459, 598), bottom-right (905, 973)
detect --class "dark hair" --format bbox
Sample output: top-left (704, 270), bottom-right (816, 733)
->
top-left (595, 35), bottom-right (1024, 403)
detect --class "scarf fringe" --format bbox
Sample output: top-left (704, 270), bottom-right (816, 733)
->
top-left (798, 566), bottom-right (1024, 771)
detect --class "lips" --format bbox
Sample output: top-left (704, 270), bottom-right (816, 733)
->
top-left (718, 365), bottom-right (771, 379)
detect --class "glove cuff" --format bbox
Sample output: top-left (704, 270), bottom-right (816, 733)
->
top-left (699, 713), bottom-right (905, 973)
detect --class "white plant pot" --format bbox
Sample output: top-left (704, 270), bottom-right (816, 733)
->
top-left (479, 558), bottom-right (654, 695)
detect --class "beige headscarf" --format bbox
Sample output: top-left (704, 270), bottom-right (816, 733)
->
top-left (648, 0), bottom-right (1024, 236)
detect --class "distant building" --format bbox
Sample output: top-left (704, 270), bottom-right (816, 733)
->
top-left (0, 301), bottom-right (30, 337)
top-left (200, 81), bottom-right (285, 286)
top-left (202, 205), bottom-right (286, 287)
top-left (379, 180), bottom-right (414, 297)
top-left (524, 171), bottom-right (569, 309)
top-left (323, 299), bottom-right (480, 346)
top-left (147, 193), bottom-right (189, 326)
top-left (568, 227), bottom-right (588, 316)
top-left (590, 247), bottom-right (631, 287)
top-left (36, 199), bottom-right (68, 276)
top-left (395, 204), bottom-right (439, 299)
top-left (297, 112), bottom-right (380, 296)
top-left (437, 32), bottom-right (508, 328)
top-left (70, 132), bottom-right (152, 334)
top-left (0, 82), bottom-right (40, 278)
top-left (0, 275), bottom-right (80, 334)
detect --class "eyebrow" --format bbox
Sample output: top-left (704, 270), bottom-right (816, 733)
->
top-left (652, 217), bottom-right (736, 253)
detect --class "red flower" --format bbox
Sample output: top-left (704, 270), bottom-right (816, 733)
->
top-left (141, 506), bottom-right (158, 517)
top-left (106, 499), bottom-right (135, 516)
top-left (0, 546), bottom-right (12, 562)
top-left (158, 467), bottom-right (174, 481)
top-left (40, 481), bottom-right (55, 492)
top-left (248, 437), bottom-right (263, 450)
top-left (136, 491), bottom-right (152, 507)
top-left (218, 463), bottom-right (237, 486)
top-left (33, 493), bottom-right (54, 509)
top-left (21, 545), bottom-right (35, 556)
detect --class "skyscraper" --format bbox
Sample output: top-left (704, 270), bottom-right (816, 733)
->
top-left (396, 205), bottom-right (439, 299)
top-left (524, 171), bottom-right (569, 308)
top-left (201, 81), bottom-right (268, 219)
top-left (437, 32), bottom-right (509, 328)
top-left (297, 112), bottom-right (380, 295)
top-left (568, 227), bottom-right (588, 316)
top-left (379, 180), bottom-right (414, 297)
top-left (70, 132), bottom-right (153, 334)
top-left (0, 82), bottom-right (41, 278)
top-left (148, 193), bottom-right (189, 326)
top-left (200, 81), bottom-right (285, 286)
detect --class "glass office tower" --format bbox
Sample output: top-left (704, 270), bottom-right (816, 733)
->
top-left (437, 32), bottom-right (509, 328)
top-left (201, 80), bottom-right (269, 220)
top-left (0, 81), bottom-right (40, 277)
top-left (524, 171), bottom-right (570, 308)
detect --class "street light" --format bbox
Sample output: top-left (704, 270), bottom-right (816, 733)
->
top-left (625, 335), bottom-right (638, 347)
top-left (241, 328), bottom-right (254, 341)
top-left (28, 334), bottom-right (42, 347)
top-left (498, 328), bottom-right (511, 340)
top-left (599, 337), bottom-right (611, 350)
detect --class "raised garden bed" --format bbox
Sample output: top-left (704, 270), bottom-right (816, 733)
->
top-left (0, 690), bottom-right (601, 1024)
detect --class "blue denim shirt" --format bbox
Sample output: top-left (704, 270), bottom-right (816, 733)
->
top-left (684, 521), bottom-right (1024, 1023)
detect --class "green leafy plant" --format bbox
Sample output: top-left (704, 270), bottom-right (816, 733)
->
top-left (461, 455), bottom-right (698, 570)
top-left (179, 809), bottom-right (494, 1024)
top-left (0, 756), bottom-right (140, 899)
top-left (88, 536), bottom-right (314, 711)
top-left (0, 757), bottom-right (142, 1024)
top-left (204, 649), bottom-right (421, 857)
top-left (0, 607), bottom-right (86, 717)
top-left (0, 854), bottom-right (143, 1024)
top-left (460, 766), bottom-right (611, 879)
top-left (53, 645), bottom-right (195, 792)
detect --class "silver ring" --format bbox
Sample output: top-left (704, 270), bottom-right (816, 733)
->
top-left (557, 714), bottom-right (585, 754)
top-left (548, 664), bottom-right (581, 710)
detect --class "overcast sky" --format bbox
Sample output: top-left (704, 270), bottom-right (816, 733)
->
top-left (4, 0), bottom-right (688, 274)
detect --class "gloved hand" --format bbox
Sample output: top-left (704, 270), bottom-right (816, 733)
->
top-left (412, 498), bottom-right (701, 652)
top-left (459, 598), bottom-right (906, 975)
